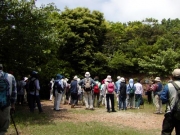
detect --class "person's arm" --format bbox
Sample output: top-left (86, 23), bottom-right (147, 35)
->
top-left (34, 79), bottom-right (40, 90)
top-left (10, 75), bottom-right (17, 111)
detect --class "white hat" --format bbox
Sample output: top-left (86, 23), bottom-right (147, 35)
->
top-left (117, 76), bottom-right (121, 80)
top-left (24, 77), bottom-right (28, 81)
top-left (85, 72), bottom-right (90, 77)
top-left (120, 77), bottom-right (125, 82)
top-left (106, 75), bottom-right (112, 82)
top-left (73, 75), bottom-right (78, 80)
top-left (154, 77), bottom-right (161, 82)
top-left (65, 78), bottom-right (69, 82)
top-left (172, 69), bottom-right (180, 77)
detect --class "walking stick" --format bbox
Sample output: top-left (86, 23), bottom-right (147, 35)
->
top-left (10, 113), bottom-right (19, 135)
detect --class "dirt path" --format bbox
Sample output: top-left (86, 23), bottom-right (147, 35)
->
top-left (41, 100), bottom-right (164, 130)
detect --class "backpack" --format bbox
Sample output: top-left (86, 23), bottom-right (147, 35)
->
top-left (129, 84), bottom-right (135, 97)
top-left (29, 79), bottom-right (37, 92)
top-left (93, 84), bottom-right (100, 94)
top-left (84, 78), bottom-right (92, 91)
top-left (171, 81), bottom-right (180, 120)
top-left (53, 80), bottom-right (64, 94)
top-left (0, 72), bottom-right (10, 110)
top-left (107, 82), bottom-right (114, 93)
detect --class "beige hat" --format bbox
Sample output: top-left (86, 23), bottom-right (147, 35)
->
top-left (117, 76), bottom-right (121, 80)
top-left (73, 75), bottom-right (78, 80)
top-left (120, 77), bottom-right (125, 82)
top-left (106, 75), bottom-right (112, 82)
top-left (154, 77), bottom-right (161, 82)
top-left (0, 64), bottom-right (3, 68)
top-left (172, 69), bottom-right (180, 77)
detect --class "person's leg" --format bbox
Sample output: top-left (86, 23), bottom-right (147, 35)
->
top-left (118, 95), bottom-right (122, 110)
top-left (29, 94), bottom-right (35, 112)
top-left (161, 113), bottom-right (174, 135)
top-left (84, 91), bottom-right (89, 109)
top-left (158, 96), bottom-right (163, 113)
top-left (0, 107), bottom-right (10, 135)
top-left (154, 95), bottom-right (160, 113)
top-left (110, 94), bottom-right (115, 111)
top-left (89, 91), bottom-right (94, 109)
top-left (126, 94), bottom-right (130, 108)
top-left (174, 119), bottom-right (180, 135)
top-left (96, 93), bottom-right (100, 107)
top-left (106, 94), bottom-right (110, 112)
top-left (35, 95), bottom-right (43, 113)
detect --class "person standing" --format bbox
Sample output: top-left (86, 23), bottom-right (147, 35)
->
top-left (69, 76), bottom-right (79, 108)
top-left (151, 77), bottom-right (163, 114)
top-left (17, 76), bottom-right (26, 105)
top-left (115, 76), bottom-right (121, 107)
top-left (118, 77), bottom-right (127, 110)
top-left (93, 76), bottom-right (101, 108)
top-left (53, 74), bottom-right (64, 111)
top-left (0, 64), bottom-right (17, 135)
top-left (103, 75), bottom-right (116, 113)
top-left (160, 69), bottom-right (180, 135)
top-left (126, 78), bottom-right (136, 109)
top-left (134, 79), bottom-right (143, 109)
top-left (28, 71), bottom-right (43, 113)
top-left (79, 72), bottom-right (96, 110)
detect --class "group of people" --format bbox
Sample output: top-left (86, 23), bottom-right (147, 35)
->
top-left (1, 62), bottom-right (180, 135)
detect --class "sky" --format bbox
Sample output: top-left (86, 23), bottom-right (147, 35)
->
top-left (35, 0), bottom-right (180, 23)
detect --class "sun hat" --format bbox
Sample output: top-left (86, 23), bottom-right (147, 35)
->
top-left (106, 75), bottom-right (112, 82)
top-left (117, 76), bottom-right (121, 80)
top-left (0, 64), bottom-right (3, 68)
top-left (120, 77), bottom-right (125, 82)
top-left (24, 77), bottom-right (28, 81)
top-left (154, 77), bottom-right (161, 82)
top-left (172, 69), bottom-right (180, 77)
top-left (85, 72), bottom-right (90, 77)
top-left (73, 75), bottom-right (78, 80)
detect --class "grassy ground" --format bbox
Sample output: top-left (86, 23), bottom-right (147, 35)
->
top-left (6, 98), bottom-right (167, 135)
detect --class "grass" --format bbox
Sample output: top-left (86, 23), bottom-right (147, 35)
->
top-left (6, 97), bottom-right (165, 135)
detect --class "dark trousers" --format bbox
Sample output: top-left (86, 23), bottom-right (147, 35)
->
top-left (71, 93), bottom-right (78, 105)
top-left (29, 94), bottom-right (43, 113)
top-left (162, 112), bottom-right (180, 135)
top-left (147, 91), bottom-right (152, 104)
top-left (93, 93), bottom-right (100, 107)
top-left (17, 95), bottom-right (24, 105)
top-left (119, 95), bottom-right (126, 110)
top-left (106, 94), bottom-right (115, 111)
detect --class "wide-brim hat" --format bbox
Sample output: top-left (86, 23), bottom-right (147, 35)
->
top-left (117, 76), bottom-right (121, 80)
top-left (85, 72), bottom-right (90, 77)
top-left (24, 77), bottom-right (28, 81)
top-left (172, 69), bottom-right (180, 77)
top-left (120, 77), bottom-right (125, 82)
top-left (73, 75), bottom-right (78, 80)
top-left (154, 77), bottom-right (161, 82)
top-left (106, 75), bottom-right (112, 82)
top-left (0, 64), bottom-right (3, 68)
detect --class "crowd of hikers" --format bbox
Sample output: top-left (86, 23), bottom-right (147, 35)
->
top-left (2, 65), bottom-right (180, 135)
top-left (15, 71), bottom-right (167, 113)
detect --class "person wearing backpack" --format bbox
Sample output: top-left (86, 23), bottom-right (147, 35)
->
top-left (115, 76), bottom-right (121, 107)
top-left (69, 76), bottom-right (79, 108)
top-left (78, 72), bottom-right (96, 110)
top-left (151, 77), bottom-right (163, 114)
top-left (103, 75), bottom-right (116, 113)
top-left (0, 64), bottom-right (17, 135)
top-left (53, 74), bottom-right (65, 111)
top-left (93, 76), bottom-right (101, 108)
top-left (28, 71), bottom-right (43, 113)
top-left (118, 77), bottom-right (127, 110)
top-left (160, 69), bottom-right (180, 135)
top-left (126, 78), bottom-right (136, 109)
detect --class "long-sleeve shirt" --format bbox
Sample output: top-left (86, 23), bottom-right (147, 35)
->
top-left (134, 82), bottom-right (143, 95)
top-left (0, 70), bottom-right (17, 105)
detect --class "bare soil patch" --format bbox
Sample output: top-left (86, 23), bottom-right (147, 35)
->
top-left (41, 100), bottom-right (164, 130)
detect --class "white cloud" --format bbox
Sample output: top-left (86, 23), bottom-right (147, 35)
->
top-left (35, 0), bottom-right (180, 23)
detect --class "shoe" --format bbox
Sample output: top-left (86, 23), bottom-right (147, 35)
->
top-left (112, 110), bottom-right (116, 112)
top-left (85, 108), bottom-right (89, 110)
top-left (39, 111), bottom-right (45, 114)
top-left (71, 105), bottom-right (74, 108)
top-left (90, 108), bottom-right (94, 110)
top-left (107, 110), bottom-right (110, 113)
top-left (55, 109), bottom-right (61, 111)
